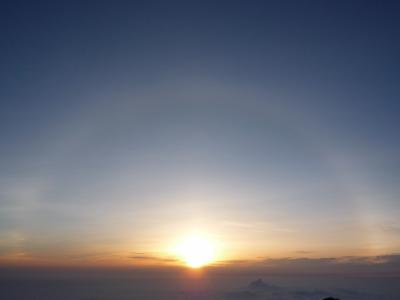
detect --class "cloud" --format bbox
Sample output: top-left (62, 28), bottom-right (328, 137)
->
top-left (373, 254), bottom-right (400, 265)
top-left (291, 289), bottom-right (331, 300)
top-left (224, 278), bottom-right (377, 300)
top-left (295, 250), bottom-right (314, 254)
top-left (216, 259), bottom-right (252, 265)
top-left (264, 257), bottom-right (338, 267)
top-left (0, 269), bottom-right (386, 300)
top-left (68, 252), bottom-right (116, 260)
top-left (249, 278), bottom-right (279, 290)
top-left (218, 254), bottom-right (400, 275)
top-left (128, 253), bottom-right (179, 263)
top-left (225, 291), bottom-right (258, 299)
top-left (380, 225), bottom-right (400, 234)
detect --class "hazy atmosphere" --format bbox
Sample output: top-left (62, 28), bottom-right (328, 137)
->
top-left (1, 1), bottom-right (399, 299)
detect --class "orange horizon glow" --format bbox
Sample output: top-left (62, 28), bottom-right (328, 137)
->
top-left (174, 235), bottom-right (216, 268)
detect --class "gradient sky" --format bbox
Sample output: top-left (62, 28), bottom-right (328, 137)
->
top-left (1, 1), bottom-right (400, 267)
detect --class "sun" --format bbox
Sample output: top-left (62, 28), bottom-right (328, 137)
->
top-left (175, 235), bottom-right (216, 268)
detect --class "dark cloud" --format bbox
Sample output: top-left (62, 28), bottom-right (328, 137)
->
top-left (291, 289), bottom-right (331, 300)
top-left (0, 269), bottom-right (390, 300)
top-left (374, 254), bottom-right (400, 264)
top-left (216, 259), bottom-right (252, 265)
top-left (225, 290), bottom-right (258, 299)
top-left (264, 257), bottom-right (338, 266)
top-left (130, 255), bottom-right (157, 260)
top-left (224, 279), bottom-right (377, 300)
top-left (217, 254), bottom-right (400, 276)
top-left (295, 250), bottom-right (314, 254)
top-left (67, 252), bottom-right (115, 259)
top-left (128, 254), bottom-right (179, 263)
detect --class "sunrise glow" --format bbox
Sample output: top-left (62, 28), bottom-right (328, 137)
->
top-left (175, 235), bottom-right (216, 268)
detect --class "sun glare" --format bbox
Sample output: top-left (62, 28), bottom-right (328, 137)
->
top-left (176, 235), bottom-right (216, 268)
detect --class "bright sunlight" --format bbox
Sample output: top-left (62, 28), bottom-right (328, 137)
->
top-left (175, 235), bottom-right (216, 268)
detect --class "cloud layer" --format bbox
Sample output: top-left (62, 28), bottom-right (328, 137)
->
top-left (216, 254), bottom-right (400, 276)
top-left (225, 278), bottom-right (377, 300)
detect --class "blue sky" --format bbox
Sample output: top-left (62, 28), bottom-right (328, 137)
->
top-left (0, 1), bottom-right (399, 266)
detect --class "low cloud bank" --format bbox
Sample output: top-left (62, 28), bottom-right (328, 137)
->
top-left (225, 279), bottom-right (377, 300)
top-left (218, 254), bottom-right (400, 276)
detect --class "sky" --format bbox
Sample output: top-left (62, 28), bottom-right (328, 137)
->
top-left (0, 0), bottom-right (400, 269)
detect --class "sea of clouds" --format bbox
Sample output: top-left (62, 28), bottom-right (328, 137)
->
top-left (0, 272), bottom-right (398, 300)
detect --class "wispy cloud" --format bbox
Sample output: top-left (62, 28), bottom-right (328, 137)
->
top-left (217, 254), bottom-right (400, 275)
top-left (128, 253), bottom-right (179, 263)
top-left (295, 250), bottom-right (314, 254)
top-left (381, 225), bottom-right (400, 234)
